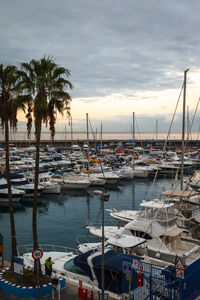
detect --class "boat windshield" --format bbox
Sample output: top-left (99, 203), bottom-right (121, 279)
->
top-left (64, 258), bottom-right (85, 275)
top-left (138, 206), bottom-right (176, 223)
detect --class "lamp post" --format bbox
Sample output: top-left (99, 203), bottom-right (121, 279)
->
top-left (92, 190), bottom-right (110, 300)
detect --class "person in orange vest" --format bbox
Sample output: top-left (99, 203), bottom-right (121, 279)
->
top-left (45, 257), bottom-right (53, 276)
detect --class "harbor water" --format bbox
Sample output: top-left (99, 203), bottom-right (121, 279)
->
top-left (4, 131), bottom-right (200, 141)
top-left (0, 177), bottom-right (177, 260)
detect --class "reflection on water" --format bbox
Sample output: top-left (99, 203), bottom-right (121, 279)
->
top-left (0, 178), bottom-right (175, 260)
top-left (62, 189), bottom-right (91, 197)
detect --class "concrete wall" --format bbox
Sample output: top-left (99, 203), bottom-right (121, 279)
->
top-left (0, 269), bottom-right (65, 298)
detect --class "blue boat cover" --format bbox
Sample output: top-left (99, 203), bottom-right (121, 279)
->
top-left (73, 249), bottom-right (97, 280)
top-left (3, 173), bottom-right (23, 179)
top-left (74, 249), bottom-right (139, 294)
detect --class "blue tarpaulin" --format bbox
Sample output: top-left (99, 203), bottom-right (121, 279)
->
top-left (73, 249), bottom-right (97, 280)
top-left (74, 250), bottom-right (139, 294)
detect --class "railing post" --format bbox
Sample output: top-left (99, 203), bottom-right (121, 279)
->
top-left (179, 279), bottom-right (183, 300)
top-left (169, 271), bottom-right (172, 300)
top-left (149, 264), bottom-right (152, 300)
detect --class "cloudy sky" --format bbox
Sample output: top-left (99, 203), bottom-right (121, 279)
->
top-left (1, 0), bottom-right (200, 134)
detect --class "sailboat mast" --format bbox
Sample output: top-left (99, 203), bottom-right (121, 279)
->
top-left (70, 116), bottom-right (73, 147)
top-left (100, 122), bottom-right (103, 156)
top-left (187, 106), bottom-right (189, 141)
top-left (64, 125), bottom-right (67, 147)
top-left (132, 112), bottom-right (135, 166)
top-left (156, 120), bottom-right (158, 140)
top-left (132, 112), bottom-right (135, 141)
top-left (181, 69), bottom-right (189, 190)
top-left (86, 113), bottom-right (89, 175)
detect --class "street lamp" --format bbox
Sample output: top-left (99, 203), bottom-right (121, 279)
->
top-left (92, 190), bottom-right (110, 300)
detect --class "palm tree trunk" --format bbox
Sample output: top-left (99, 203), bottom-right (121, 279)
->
top-left (5, 104), bottom-right (17, 270)
top-left (33, 118), bottom-right (42, 274)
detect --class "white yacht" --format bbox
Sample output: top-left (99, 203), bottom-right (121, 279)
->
top-left (79, 173), bottom-right (106, 186)
top-left (90, 165), bottom-right (121, 185)
top-left (78, 233), bottom-right (145, 255)
top-left (8, 173), bottom-right (43, 197)
top-left (51, 173), bottom-right (91, 190)
top-left (161, 189), bottom-right (200, 234)
top-left (86, 200), bottom-right (200, 266)
top-left (27, 173), bottom-right (61, 194)
top-left (188, 170), bottom-right (200, 192)
top-left (19, 245), bottom-right (132, 299)
top-left (119, 165), bottom-right (134, 179)
top-left (92, 172), bottom-right (120, 185)
top-left (109, 208), bottom-right (138, 225)
top-left (0, 177), bottom-right (25, 206)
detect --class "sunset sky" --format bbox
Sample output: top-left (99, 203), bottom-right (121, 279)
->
top-left (1, 0), bottom-right (200, 133)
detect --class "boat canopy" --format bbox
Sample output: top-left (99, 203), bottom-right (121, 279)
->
top-left (107, 235), bottom-right (146, 248)
top-left (74, 249), bottom-right (140, 294)
top-left (140, 200), bottom-right (174, 209)
top-left (73, 249), bottom-right (95, 281)
top-left (162, 227), bottom-right (184, 237)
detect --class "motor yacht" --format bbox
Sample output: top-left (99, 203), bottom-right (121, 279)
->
top-left (5, 173), bottom-right (43, 197)
top-left (51, 173), bottom-right (91, 190)
top-left (0, 176), bottom-right (25, 206)
top-left (19, 244), bottom-right (138, 299)
top-left (86, 200), bottom-right (200, 266)
top-left (27, 172), bottom-right (61, 194)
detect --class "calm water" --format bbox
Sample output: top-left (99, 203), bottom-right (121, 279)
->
top-left (4, 131), bottom-right (200, 141)
top-left (0, 178), bottom-right (177, 260)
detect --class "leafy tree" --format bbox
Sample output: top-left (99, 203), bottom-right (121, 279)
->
top-left (0, 64), bottom-right (26, 269)
top-left (18, 56), bottom-right (72, 272)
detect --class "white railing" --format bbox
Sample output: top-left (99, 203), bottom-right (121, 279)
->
top-left (17, 244), bottom-right (78, 256)
top-left (76, 235), bottom-right (100, 245)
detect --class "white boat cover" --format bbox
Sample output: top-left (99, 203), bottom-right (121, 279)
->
top-left (140, 200), bottom-right (174, 209)
top-left (107, 234), bottom-right (146, 248)
top-left (162, 227), bottom-right (184, 237)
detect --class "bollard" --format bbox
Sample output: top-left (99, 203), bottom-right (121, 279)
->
top-left (78, 286), bottom-right (88, 300)
top-left (89, 290), bottom-right (94, 300)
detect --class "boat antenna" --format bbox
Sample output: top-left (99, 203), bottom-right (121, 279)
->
top-left (181, 69), bottom-right (189, 190)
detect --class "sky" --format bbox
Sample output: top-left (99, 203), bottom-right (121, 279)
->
top-left (1, 0), bottom-right (200, 133)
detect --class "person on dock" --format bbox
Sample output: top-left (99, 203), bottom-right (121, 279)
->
top-left (45, 257), bottom-right (53, 276)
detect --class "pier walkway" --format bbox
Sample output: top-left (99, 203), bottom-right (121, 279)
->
top-left (0, 288), bottom-right (80, 300)
top-left (0, 261), bottom-right (114, 300)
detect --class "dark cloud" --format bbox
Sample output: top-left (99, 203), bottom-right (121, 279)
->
top-left (0, 0), bottom-right (200, 133)
top-left (58, 110), bottom-right (199, 134)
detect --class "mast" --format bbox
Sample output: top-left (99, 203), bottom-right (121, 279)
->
top-left (64, 125), bottom-right (67, 147)
top-left (95, 128), bottom-right (98, 152)
top-left (100, 122), bottom-right (102, 156)
top-left (132, 112), bottom-right (135, 141)
top-left (181, 69), bottom-right (189, 190)
top-left (156, 120), bottom-right (158, 140)
top-left (70, 116), bottom-right (73, 148)
top-left (86, 113), bottom-right (89, 175)
top-left (132, 112), bottom-right (135, 166)
top-left (187, 106), bottom-right (190, 141)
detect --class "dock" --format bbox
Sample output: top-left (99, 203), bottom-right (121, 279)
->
top-left (0, 261), bottom-right (115, 299)
top-left (0, 138), bottom-right (200, 150)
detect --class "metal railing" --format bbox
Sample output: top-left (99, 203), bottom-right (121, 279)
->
top-left (17, 244), bottom-right (78, 256)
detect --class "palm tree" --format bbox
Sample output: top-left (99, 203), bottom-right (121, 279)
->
top-left (0, 64), bottom-right (26, 269)
top-left (18, 56), bottom-right (72, 273)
